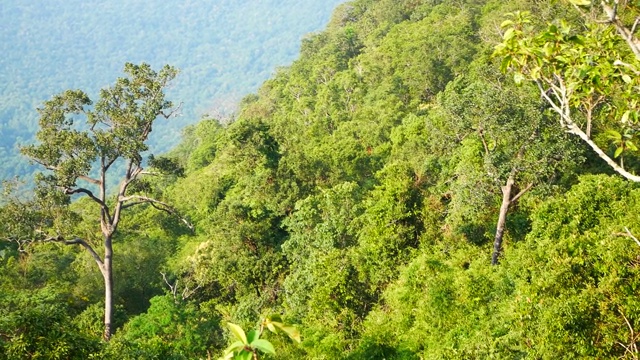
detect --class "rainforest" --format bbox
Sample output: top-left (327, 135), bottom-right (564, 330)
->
top-left (2, 0), bottom-right (640, 359)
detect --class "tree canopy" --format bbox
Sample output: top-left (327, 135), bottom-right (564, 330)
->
top-left (3, 0), bottom-right (640, 358)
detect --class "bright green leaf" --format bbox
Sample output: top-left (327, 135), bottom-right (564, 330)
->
top-left (247, 329), bottom-right (259, 344)
top-left (503, 28), bottom-right (516, 41)
top-left (568, 0), bottom-right (591, 5)
top-left (251, 339), bottom-right (276, 355)
top-left (513, 72), bottom-right (526, 85)
top-left (621, 111), bottom-right (631, 124)
top-left (615, 146), bottom-right (624, 158)
top-left (237, 350), bottom-right (253, 360)
top-left (606, 129), bottom-right (622, 140)
top-left (223, 341), bottom-right (245, 356)
top-left (220, 351), bottom-right (235, 360)
top-left (278, 325), bottom-right (302, 343)
top-left (500, 20), bottom-right (514, 28)
top-left (266, 322), bottom-right (276, 333)
top-left (227, 323), bottom-right (248, 344)
top-left (622, 74), bottom-right (632, 84)
top-left (530, 67), bottom-right (541, 80)
top-left (627, 140), bottom-right (638, 151)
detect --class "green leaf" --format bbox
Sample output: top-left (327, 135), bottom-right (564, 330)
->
top-left (237, 350), bottom-right (253, 360)
top-left (543, 43), bottom-right (554, 57)
top-left (503, 28), bottom-right (516, 41)
top-left (247, 329), bottom-right (259, 344)
top-left (278, 325), bottom-right (302, 343)
top-left (530, 67), bottom-right (541, 80)
top-left (223, 341), bottom-right (245, 356)
top-left (500, 20), bottom-right (514, 28)
top-left (606, 129), bottom-right (622, 140)
top-left (513, 72), bottom-right (526, 85)
top-left (227, 323), bottom-right (248, 344)
top-left (621, 111), bottom-right (631, 124)
top-left (500, 55), bottom-right (512, 73)
top-left (627, 141), bottom-right (638, 152)
top-left (251, 339), bottom-right (276, 355)
top-left (622, 74), bottom-right (632, 84)
top-left (568, 0), bottom-right (591, 5)
top-left (219, 351), bottom-right (235, 360)
top-left (615, 146), bottom-right (624, 158)
top-left (266, 322), bottom-right (276, 333)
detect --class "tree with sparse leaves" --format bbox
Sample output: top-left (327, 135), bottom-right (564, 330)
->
top-left (20, 62), bottom-right (185, 341)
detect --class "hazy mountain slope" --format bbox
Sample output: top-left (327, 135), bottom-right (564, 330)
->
top-left (0, 0), bottom-right (344, 178)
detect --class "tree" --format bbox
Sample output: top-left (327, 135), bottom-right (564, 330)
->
top-left (495, 1), bottom-right (640, 181)
top-left (20, 62), bottom-right (182, 340)
top-left (435, 54), bottom-right (580, 264)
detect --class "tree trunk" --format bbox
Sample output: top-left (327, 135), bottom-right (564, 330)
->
top-left (102, 237), bottom-right (114, 341)
top-left (492, 175), bottom-right (514, 265)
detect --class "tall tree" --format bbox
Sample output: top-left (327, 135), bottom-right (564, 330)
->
top-left (21, 63), bottom-right (182, 340)
top-left (438, 56), bottom-right (579, 264)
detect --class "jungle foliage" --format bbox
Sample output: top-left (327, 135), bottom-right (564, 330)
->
top-left (3, 0), bottom-right (640, 358)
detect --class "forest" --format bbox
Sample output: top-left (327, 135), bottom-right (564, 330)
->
top-left (2, 0), bottom-right (640, 359)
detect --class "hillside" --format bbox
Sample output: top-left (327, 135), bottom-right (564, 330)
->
top-left (3, 0), bottom-right (640, 359)
top-left (0, 0), bottom-right (344, 178)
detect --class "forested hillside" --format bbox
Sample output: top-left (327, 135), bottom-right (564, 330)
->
top-left (0, 0), bottom-right (344, 178)
top-left (3, 0), bottom-right (640, 358)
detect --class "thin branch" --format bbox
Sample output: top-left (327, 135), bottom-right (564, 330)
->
top-left (618, 308), bottom-right (640, 359)
top-left (160, 102), bottom-right (183, 119)
top-left (111, 160), bottom-right (136, 232)
top-left (63, 187), bottom-right (112, 223)
top-left (119, 195), bottom-right (194, 231)
top-left (478, 127), bottom-right (490, 156)
top-left (538, 78), bottom-right (640, 182)
top-left (42, 235), bottom-right (104, 271)
top-left (615, 227), bottom-right (640, 247)
top-left (632, 17), bottom-right (640, 35)
top-left (601, 2), bottom-right (640, 59)
top-left (103, 156), bottom-right (118, 173)
top-left (77, 174), bottom-right (102, 186)
top-left (181, 283), bottom-right (201, 300)
top-left (613, 59), bottom-right (640, 75)
top-left (161, 272), bottom-right (178, 300)
top-left (510, 182), bottom-right (534, 204)
top-left (29, 158), bottom-right (102, 185)
top-left (139, 170), bottom-right (163, 177)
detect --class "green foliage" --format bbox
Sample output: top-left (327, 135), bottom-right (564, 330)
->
top-left (7, 0), bottom-right (640, 358)
top-left (99, 295), bottom-right (222, 360)
top-left (221, 315), bottom-right (301, 360)
top-left (0, 288), bottom-right (100, 359)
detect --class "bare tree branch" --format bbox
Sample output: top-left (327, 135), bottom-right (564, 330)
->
top-left (160, 102), bottom-right (183, 119)
top-left (42, 235), bottom-right (105, 272)
top-left (119, 195), bottom-right (194, 230)
top-left (63, 187), bottom-right (113, 224)
top-left (161, 272), bottom-right (179, 301)
top-left (29, 158), bottom-right (102, 185)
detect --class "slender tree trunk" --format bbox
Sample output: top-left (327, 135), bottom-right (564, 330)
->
top-left (492, 175), bottom-right (514, 265)
top-left (103, 236), bottom-right (114, 341)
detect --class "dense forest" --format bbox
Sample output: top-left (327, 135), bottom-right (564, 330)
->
top-left (3, 0), bottom-right (640, 358)
top-left (0, 0), bottom-right (343, 178)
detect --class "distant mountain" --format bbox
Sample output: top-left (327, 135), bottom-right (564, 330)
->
top-left (0, 0), bottom-right (345, 179)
